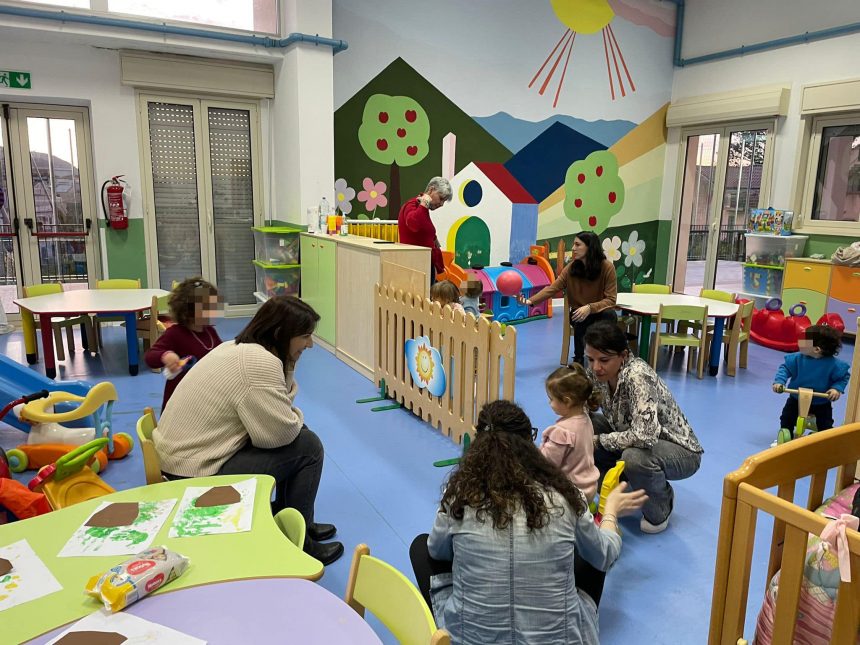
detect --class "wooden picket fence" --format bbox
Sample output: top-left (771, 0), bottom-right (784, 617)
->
top-left (374, 284), bottom-right (517, 446)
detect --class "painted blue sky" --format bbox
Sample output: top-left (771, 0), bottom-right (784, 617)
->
top-left (334, 0), bottom-right (674, 126)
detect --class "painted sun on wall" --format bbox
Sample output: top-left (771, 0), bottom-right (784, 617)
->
top-left (532, 0), bottom-right (638, 106)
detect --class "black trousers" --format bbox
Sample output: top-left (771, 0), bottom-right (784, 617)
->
top-left (571, 309), bottom-right (618, 363)
top-left (408, 533), bottom-right (606, 610)
top-left (779, 397), bottom-right (834, 431)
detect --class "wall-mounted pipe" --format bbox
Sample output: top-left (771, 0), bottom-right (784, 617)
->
top-left (662, 0), bottom-right (860, 68)
top-left (0, 5), bottom-right (348, 53)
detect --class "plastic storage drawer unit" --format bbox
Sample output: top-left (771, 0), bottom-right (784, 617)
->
top-left (253, 226), bottom-right (301, 265)
top-left (744, 233), bottom-right (807, 267)
top-left (253, 260), bottom-right (300, 299)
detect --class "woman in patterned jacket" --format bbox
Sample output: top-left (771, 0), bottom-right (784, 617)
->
top-left (583, 321), bottom-right (703, 534)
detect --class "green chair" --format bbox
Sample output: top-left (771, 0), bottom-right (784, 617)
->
top-left (706, 300), bottom-right (754, 377)
top-left (23, 283), bottom-right (93, 361)
top-left (678, 288), bottom-right (735, 337)
top-left (274, 507), bottom-right (306, 549)
top-left (136, 407), bottom-right (165, 485)
top-left (632, 283), bottom-right (671, 295)
top-left (631, 283), bottom-right (674, 338)
top-left (345, 544), bottom-right (450, 645)
top-left (93, 278), bottom-right (142, 348)
top-left (650, 304), bottom-right (709, 379)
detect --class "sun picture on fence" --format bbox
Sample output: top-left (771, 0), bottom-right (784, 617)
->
top-left (405, 336), bottom-right (446, 397)
top-left (530, 0), bottom-right (635, 106)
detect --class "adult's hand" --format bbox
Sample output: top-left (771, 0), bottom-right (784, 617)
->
top-left (418, 193), bottom-right (431, 208)
top-left (161, 351), bottom-right (181, 373)
top-left (570, 304), bottom-right (592, 322)
top-left (516, 294), bottom-right (532, 306)
top-left (603, 482), bottom-right (648, 518)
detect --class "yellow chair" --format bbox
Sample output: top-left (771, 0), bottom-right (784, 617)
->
top-left (345, 544), bottom-right (450, 645)
top-left (136, 407), bottom-right (165, 485)
top-left (650, 304), bottom-right (709, 379)
top-left (706, 300), bottom-right (754, 377)
top-left (274, 507), bottom-right (306, 548)
top-left (93, 278), bottom-right (142, 347)
top-left (23, 283), bottom-right (93, 362)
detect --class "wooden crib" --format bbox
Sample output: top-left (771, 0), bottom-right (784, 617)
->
top-left (709, 333), bottom-right (860, 644)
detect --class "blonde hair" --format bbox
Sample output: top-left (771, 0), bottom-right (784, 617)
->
top-left (545, 363), bottom-right (602, 411)
top-left (430, 280), bottom-right (461, 308)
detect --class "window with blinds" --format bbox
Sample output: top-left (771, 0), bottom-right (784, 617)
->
top-left (147, 102), bottom-right (203, 290)
top-left (208, 107), bottom-right (255, 306)
top-left (145, 100), bottom-right (259, 307)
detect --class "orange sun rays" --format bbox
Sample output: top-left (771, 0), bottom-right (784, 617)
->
top-left (530, 22), bottom-right (636, 106)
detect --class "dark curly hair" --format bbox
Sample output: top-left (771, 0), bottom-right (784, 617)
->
top-left (169, 277), bottom-right (219, 328)
top-left (569, 231), bottom-right (606, 281)
top-left (805, 325), bottom-right (841, 357)
top-left (440, 400), bottom-right (587, 530)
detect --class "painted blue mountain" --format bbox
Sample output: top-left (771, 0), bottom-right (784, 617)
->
top-left (504, 122), bottom-right (605, 204)
top-left (474, 111), bottom-right (634, 153)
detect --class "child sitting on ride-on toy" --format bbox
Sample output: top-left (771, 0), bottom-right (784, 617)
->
top-left (772, 325), bottom-right (850, 441)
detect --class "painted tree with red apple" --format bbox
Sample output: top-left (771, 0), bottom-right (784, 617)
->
top-left (357, 94), bottom-right (430, 217)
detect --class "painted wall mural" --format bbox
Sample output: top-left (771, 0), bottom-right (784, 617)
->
top-left (334, 0), bottom-right (675, 285)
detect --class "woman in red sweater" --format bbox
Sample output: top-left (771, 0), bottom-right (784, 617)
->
top-left (145, 278), bottom-right (223, 411)
top-left (397, 176), bottom-right (452, 282)
top-left (523, 231), bottom-right (618, 365)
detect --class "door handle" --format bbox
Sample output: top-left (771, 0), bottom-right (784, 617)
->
top-left (23, 218), bottom-right (33, 232)
top-left (85, 218), bottom-right (92, 234)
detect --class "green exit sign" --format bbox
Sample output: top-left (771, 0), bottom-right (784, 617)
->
top-left (0, 71), bottom-right (31, 89)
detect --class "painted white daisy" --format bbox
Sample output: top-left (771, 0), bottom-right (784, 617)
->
top-left (621, 230), bottom-right (646, 267)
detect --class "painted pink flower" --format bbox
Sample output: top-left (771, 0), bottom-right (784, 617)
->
top-left (357, 178), bottom-right (388, 211)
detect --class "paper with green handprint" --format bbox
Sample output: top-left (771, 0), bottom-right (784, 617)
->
top-left (563, 150), bottom-right (624, 235)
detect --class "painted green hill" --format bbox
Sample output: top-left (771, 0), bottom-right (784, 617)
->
top-left (335, 57), bottom-right (512, 219)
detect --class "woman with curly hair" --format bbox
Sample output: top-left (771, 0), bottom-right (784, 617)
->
top-left (410, 400), bottom-right (646, 644)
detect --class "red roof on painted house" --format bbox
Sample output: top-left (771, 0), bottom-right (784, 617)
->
top-left (474, 162), bottom-right (537, 205)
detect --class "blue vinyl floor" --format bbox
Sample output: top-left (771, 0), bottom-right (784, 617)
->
top-left (1, 315), bottom-right (854, 643)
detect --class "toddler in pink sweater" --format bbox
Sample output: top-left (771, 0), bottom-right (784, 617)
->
top-left (540, 362), bottom-right (601, 501)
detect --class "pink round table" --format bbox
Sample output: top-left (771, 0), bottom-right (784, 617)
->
top-left (30, 578), bottom-right (382, 644)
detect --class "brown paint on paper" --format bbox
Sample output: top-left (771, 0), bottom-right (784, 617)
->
top-left (86, 502), bottom-right (140, 528)
top-left (0, 557), bottom-right (12, 575)
top-left (55, 631), bottom-right (128, 645)
top-left (194, 485), bottom-right (241, 507)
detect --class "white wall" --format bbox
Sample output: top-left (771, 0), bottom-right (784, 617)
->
top-left (669, 1), bottom-right (860, 214)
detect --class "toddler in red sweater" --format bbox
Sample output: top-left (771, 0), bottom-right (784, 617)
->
top-left (540, 362), bottom-right (601, 501)
top-left (145, 278), bottom-right (222, 411)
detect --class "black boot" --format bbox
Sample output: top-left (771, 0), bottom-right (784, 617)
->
top-left (305, 539), bottom-right (344, 566)
top-left (307, 522), bottom-right (337, 541)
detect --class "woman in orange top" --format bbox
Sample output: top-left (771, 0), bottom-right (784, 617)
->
top-left (523, 231), bottom-right (617, 365)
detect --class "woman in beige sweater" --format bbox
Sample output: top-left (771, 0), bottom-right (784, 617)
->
top-left (522, 231), bottom-right (618, 365)
top-left (154, 296), bottom-right (343, 565)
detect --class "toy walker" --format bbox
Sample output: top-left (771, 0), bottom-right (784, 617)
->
top-left (774, 385), bottom-right (830, 445)
top-left (28, 438), bottom-right (115, 509)
top-left (4, 382), bottom-right (133, 473)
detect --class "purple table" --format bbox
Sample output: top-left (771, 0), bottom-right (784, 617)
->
top-left (30, 578), bottom-right (382, 644)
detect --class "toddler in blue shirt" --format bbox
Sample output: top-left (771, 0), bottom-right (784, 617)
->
top-left (772, 325), bottom-right (850, 433)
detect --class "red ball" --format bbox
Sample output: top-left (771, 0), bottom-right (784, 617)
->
top-left (497, 270), bottom-right (523, 297)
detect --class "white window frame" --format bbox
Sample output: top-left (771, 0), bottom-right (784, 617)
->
top-left (136, 91), bottom-right (264, 316)
top-left (11, 0), bottom-right (281, 36)
top-left (794, 113), bottom-right (860, 235)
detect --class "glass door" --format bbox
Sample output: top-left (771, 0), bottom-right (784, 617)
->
top-left (2, 105), bottom-right (99, 314)
top-left (140, 94), bottom-right (260, 314)
top-left (673, 123), bottom-right (772, 295)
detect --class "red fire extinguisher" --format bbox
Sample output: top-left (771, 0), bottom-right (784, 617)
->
top-left (101, 175), bottom-right (129, 230)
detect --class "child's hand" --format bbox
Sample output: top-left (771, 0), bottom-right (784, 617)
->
top-left (603, 482), bottom-right (648, 518)
top-left (162, 351), bottom-right (182, 373)
top-left (772, 383), bottom-right (784, 393)
top-left (826, 389), bottom-right (841, 401)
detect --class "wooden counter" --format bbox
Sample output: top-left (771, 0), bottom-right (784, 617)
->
top-left (300, 233), bottom-right (430, 379)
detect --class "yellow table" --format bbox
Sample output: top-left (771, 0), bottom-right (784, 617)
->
top-left (0, 474), bottom-right (323, 644)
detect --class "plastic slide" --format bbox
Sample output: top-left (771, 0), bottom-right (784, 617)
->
top-left (0, 354), bottom-right (92, 432)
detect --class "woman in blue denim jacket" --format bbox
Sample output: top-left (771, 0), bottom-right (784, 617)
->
top-left (410, 400), bottom-right (647, 644)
